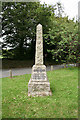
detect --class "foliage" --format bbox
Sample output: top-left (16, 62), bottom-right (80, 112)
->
top-left (44, 17), bottom-right (79, 63)
top-left (2, 2), bottom-right (55, 59)
top-left (2, 67), bottom-right (78, 118)
top-left (55, 2), bottom-right (64, 17)
top-left (2, 2), bottom-right (79, 63)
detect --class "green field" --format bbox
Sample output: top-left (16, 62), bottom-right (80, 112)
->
top-left (2, 67), bottom-right (78, 118)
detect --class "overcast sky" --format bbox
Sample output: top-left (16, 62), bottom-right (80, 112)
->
top-left (40, 0), bottom-right (80, 20)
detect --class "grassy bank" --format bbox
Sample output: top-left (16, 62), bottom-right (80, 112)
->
top-left (2, 67), bottom-right (78, 118)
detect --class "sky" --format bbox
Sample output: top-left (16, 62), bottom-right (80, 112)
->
top-left (40, 0), bottom-right (80, 20)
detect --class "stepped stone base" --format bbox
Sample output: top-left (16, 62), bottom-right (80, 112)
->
top-left (28, 65), bottom-right (52, 97)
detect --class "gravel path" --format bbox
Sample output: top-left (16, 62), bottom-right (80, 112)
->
top-left (0, 64), bottom-right (76, 78)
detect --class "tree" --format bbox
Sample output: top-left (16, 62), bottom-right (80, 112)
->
top-left (2, 2), bottom-right (39, 59)
top-left (2, 2), bottom-right (55, 60)
top-left (44, 16), bottom-right (79, 63)
top-left (55, 2), bottom-right (64, 17)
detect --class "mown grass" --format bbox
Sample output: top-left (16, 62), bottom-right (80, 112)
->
top-left (2, 67), bottom-right (78, 118)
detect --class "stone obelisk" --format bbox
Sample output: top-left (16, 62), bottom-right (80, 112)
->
top-left (28, 24), bottom-right (52, 96)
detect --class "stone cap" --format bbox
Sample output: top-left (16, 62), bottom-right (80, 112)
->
top-left (37, 24), bottom-right (42, 27)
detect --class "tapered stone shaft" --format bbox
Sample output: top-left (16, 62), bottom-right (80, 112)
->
top-left (35, 24), bottom-right (43, 65)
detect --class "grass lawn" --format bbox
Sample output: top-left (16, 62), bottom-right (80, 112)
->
top-left (2, 67), bottom-right (78, 118)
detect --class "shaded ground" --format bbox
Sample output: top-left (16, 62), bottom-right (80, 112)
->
top-left (1, 59), bottom-right (77, 69)
top-left (2, 59), bottom-right (35, 69)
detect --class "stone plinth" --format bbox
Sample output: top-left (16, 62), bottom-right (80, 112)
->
top-left (28, 65), bottom-right (52, 96)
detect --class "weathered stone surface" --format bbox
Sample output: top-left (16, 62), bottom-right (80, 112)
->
top-left (28, 65), bottom-right (52, 96)
top-left (28, 24), bottom-right (52, 97)
top-left (31, 65), bottom-right (47, 82)
top-left (28, 80), bottom-right (51, 96)
top-left (35, 24), bottom-right (43, 65)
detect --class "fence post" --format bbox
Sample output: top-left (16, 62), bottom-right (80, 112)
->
top-left (51, 65), bottom-right (53, 71)
top-left (9, 70), bottom-right (12, 78)
top-left (63, 63), bottom-right (66, 68)
top-left (74, 63), bottom-right (76, 67)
